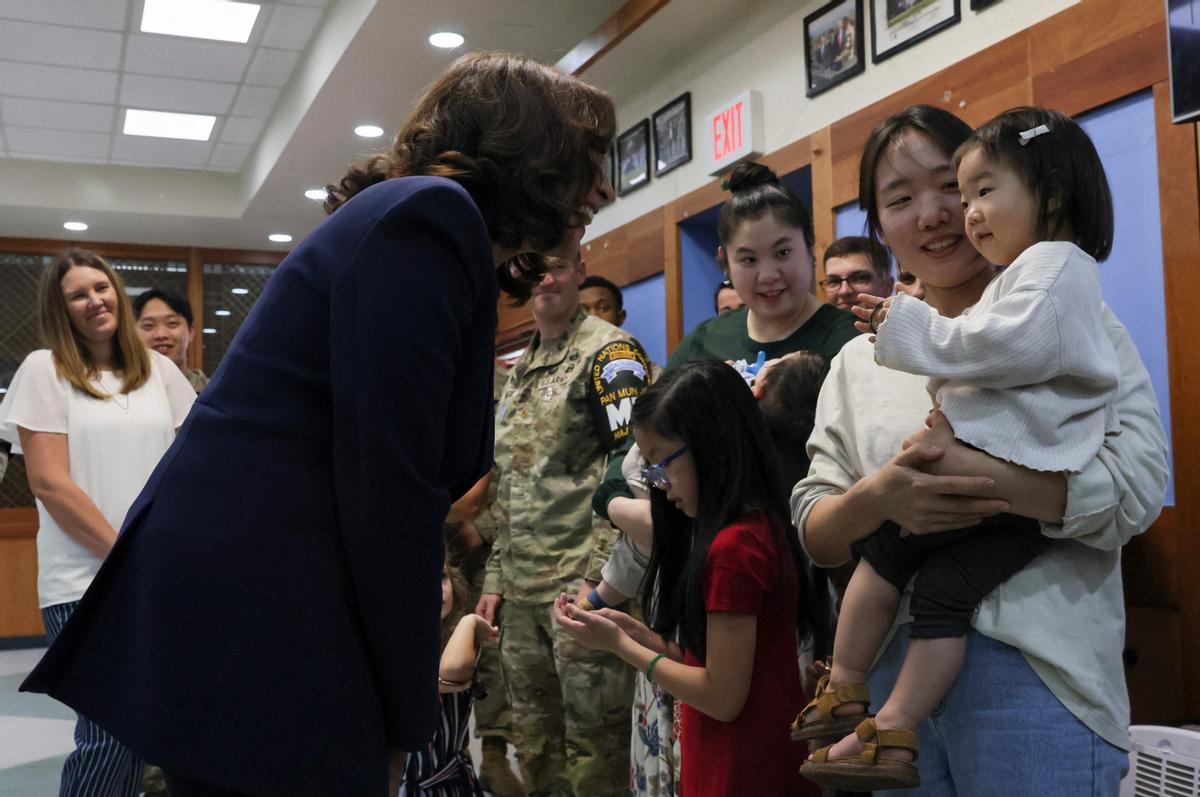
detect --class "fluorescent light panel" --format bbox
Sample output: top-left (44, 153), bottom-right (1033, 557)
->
top-left (141, 0), bottom-right (261, 43)
top-left (124, 109), bottom-right (216, 141)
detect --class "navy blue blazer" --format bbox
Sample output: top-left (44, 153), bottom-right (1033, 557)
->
top-left (22, 177), bottom-right (498, 795)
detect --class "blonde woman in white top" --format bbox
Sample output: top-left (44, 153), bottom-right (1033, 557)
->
top-left (0, 250), bottom-right (194, 797)
top-left (791, 107), bottom-right (1168, 796)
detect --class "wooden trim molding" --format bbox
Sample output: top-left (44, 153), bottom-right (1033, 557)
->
top-left (556, 0), bottom-right (670, 76)
top-left (0, 508), bottom-right (37, 541)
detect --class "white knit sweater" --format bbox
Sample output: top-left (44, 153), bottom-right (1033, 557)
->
top-left (874, 241), bottom-right (1120, 472)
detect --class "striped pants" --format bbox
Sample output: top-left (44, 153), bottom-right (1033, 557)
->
top-left (42, 601), bottom-right (144, 797)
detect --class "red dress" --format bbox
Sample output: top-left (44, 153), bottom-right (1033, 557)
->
top-left (678, 511), bottom-right (817, 797)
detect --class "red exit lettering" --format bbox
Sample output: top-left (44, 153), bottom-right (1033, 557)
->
top-left (711, 101), bottom-right (745, 161)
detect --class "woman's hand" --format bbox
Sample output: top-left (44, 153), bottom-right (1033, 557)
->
top-left (552, 593), bottom-right (625, 653)
top-left (863, 438), bottom-right (1010, 535)
top-left (903, 410), bottom-right (1067, 524)
top-left (591, 608), bottom-right (678, 658)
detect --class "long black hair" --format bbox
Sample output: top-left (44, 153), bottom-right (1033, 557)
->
top-left (634, 360), bottom-right (824, 662)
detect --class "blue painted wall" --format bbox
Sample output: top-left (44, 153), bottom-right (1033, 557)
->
top-left (622, 273), bottom-right (668, 368)
top-left (1080, 91), bottom-right (1174, 503)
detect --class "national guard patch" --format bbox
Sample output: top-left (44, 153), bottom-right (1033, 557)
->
top-left (589, 339), bottom-right (652, 449)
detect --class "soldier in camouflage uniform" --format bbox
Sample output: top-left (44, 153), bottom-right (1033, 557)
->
top-left (477, 255), bottom-right (650, 797)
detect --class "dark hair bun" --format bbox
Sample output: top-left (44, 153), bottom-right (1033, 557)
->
top-left (727, 161), bottom-right (779, 193)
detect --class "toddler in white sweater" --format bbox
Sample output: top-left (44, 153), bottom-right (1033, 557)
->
top-left (797, 106), bottom-right (1121, 792)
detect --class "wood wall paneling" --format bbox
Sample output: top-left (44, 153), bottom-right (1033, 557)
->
top-left (0, 509), bottom-right (40, 638)
top-left (662, 201), bottom-right (683, 352)
top-left (557, 0), bottom-right (671, 76)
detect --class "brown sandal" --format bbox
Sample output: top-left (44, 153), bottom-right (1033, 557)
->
top-left (799, 717), bottom-right (920, 791)
top-left (790, 674), bottom-right (871, 741)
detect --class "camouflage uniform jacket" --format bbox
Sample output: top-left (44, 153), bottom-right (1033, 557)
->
top-left (483, 307), bottom-right (650, 604)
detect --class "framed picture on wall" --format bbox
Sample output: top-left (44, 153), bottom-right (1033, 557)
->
top-left (604, 140), bottom-right (616, 189)
top-left (617, 119), bottom-right (651, 196)
top-left (1166, 0), bottom-right (1200, 123)
top-left (804, 0), bottom-right (865, 97)
top-left (870, 0), bottom-right (960, 63)
top-left (652, 92), bottom-right (692, 177)
top-left (970, 0), bottom-right (1001, 8)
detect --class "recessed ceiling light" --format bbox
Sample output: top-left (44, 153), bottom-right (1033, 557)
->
top-left (215, 309), bottom-right (232, 317)
top-left (231, 287), bottom-right (250, 295)
top-left (203, 328), bottom-right (218, 334)
top-left (304, 188), bottom-right (327, 201)
top-left (64, 221), bottom-right (88, 232)
top-left (141, 0), bottom-right (261, 43)
top-left (429, 32), bottom-right (465, 49)
top-left (268, 233), bottom-right (293, 243)
top-left (354, 125), bottom-right (384, 138)
top-left (124, 109), bottom-right (216, 141)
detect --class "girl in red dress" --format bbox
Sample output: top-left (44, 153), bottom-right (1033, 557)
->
top-left (554, 359), bottom-right (823, 797)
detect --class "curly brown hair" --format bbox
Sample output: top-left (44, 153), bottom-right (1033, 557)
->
top-left (326, 52), bottom-right (615, 300)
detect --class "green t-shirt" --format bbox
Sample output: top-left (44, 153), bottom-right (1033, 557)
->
top-left (592, 302), bottom-right (861, 518)
top-left (666, 303), bottom-right (858, 368)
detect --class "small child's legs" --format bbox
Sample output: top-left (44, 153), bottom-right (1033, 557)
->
top-left (822, 635), bottom-right (965, 763)
top-left (820, 514), bottom-right (1050, 764)
top-left (828, 558), bottom-right (904, 693)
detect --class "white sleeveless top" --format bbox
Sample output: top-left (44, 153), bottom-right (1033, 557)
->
top-left (0, 349), bottom-right (194, 607)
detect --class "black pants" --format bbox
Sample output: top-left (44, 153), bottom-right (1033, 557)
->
top-left (854, 513), bottom-right (1050, 639)
top-left (163, 771), bottom-right (248, 797)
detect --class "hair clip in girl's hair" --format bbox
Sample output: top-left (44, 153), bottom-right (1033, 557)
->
top-left (720, 178), bottom-right (731, 191)
top-left (1018, 124), bottom-right (1051, 146)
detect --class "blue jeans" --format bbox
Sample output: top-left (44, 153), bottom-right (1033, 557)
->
top-left (866, 629), bottom-right (1128, 797)
top-left (42, 601), bottom-right (144, 797)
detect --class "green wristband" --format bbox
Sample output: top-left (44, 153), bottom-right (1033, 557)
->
top-left (646, 652), bottom-right (666, 683)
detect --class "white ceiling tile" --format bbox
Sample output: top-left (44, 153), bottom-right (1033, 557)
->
top-left (124, 34), bottom-right (252, 83)
top-left (0, 21), bottom-right (123, 70)
top-left (278, 0), bottom-right (327, 7)
top-left (120, 74), bottom-right (237, 115)
top-left (2, 97), bottom-right (114, 133)
top-left (243, 47), bottom-right (299, 87)
top-left (0, 0), bottom-right (128, 30)
top-left (112, 134), bottom-right (213, 166)
top-left (209, 142), bottom-right (249, 170)
top-left (219, 115), bottom-right (265, 145)
top-left (230, 85), bottom-right (279, 117)
top-left (259, 4), bottom-right (322, 50)
top-left (0, 60), bottom-right (118, 104)
top-left (6, 126), bottom-right (110, 159)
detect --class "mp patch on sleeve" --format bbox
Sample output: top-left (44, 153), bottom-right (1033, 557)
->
top-left (588, 339), bottom-right (651, 449)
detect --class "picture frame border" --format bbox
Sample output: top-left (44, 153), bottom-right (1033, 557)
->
top-left (870, 0), bottom-right (961, 64)
top-left (616, 118), bottom-right (652, 197)
top-left (651, 91), bottom-right (693, 178)
top-left (803, 0), bottom-right (866, 99)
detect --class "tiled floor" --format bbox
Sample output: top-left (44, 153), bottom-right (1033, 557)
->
top-left (0, 648), bottom-right (74, 796)
top-left (0, 648), bottom-right (520, 796)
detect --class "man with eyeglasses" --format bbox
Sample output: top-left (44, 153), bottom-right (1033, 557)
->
top-left (819, 236), bottom-right (893, 311)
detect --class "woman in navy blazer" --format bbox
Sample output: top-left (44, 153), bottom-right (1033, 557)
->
top-left (22, 52), bottom-right (616, 797)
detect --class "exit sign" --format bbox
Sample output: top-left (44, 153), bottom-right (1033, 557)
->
top-left (704, 90), bottom-right (764, 175)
